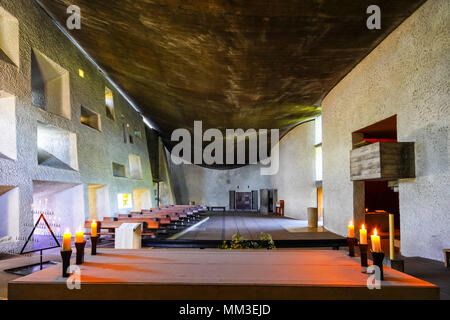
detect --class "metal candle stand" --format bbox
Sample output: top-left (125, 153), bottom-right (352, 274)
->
top-left (75, 241), bottom-right (86, 265)
top-left (347, 237), bottom-right (356, 257)
top-left (358, 243), bottom-right (369, 267)
top-left (60, 250), bottom-right (72, 278)
top-left (90, 236), bottom-right (99, 255)
top-left (371, 250), bottom-right (385, 280)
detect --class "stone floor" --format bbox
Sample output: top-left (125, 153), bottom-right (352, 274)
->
top-left (403, 256), bottom-right (450, 300)
top-left (173, 211), bottom-right (337, 240)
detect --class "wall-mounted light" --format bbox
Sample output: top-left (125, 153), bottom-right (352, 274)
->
top-left (78, 69), bottom-right (85, 78)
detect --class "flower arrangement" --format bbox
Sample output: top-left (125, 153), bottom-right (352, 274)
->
top-left (219, 232), bottom-right (275, 250)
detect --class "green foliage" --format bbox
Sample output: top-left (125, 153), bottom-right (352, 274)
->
top-left (219, 232), bottom-right (275, 250)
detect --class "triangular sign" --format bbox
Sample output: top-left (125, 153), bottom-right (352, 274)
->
top-left (20, 214), bottom-right (61, 254)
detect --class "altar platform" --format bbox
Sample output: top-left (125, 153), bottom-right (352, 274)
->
top-left (8, 249), bottom-right (439, 300)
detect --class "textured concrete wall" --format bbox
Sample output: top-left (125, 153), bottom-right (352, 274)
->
top-left (168, 121), bottom-right (317, 218)
top-left (0, 0), bottom-right (155, 252)
top-left (322, 0), bottom-right (449, 261)
top-left (270, 121), bottom-right (317, 219)
top-left (169, 161), bottom-right (271, 208)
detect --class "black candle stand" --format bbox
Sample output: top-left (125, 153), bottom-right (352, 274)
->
top-left (75, 241), bottom-right (86, 265)
top-left (371, 250), bottom-right (385, 280)
top-left (60, 250), bottom-right (72, 278)
top-left (358, 243), bottom-right (368, 267)
top-left (347, 237), bottom-right (356, 257)
top-left (91, 236), bottom-right (99, 255)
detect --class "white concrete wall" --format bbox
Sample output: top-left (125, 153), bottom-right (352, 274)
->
top-left (0, 0), bottom-right (155, 253)
top-left (270, 121), bottom-right (317, 219)
top-left (168, 121), bottom-right (317, 218)
top-left (322, 0), bottom-right (449, 261)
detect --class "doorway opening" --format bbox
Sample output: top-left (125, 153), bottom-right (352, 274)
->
top-left (352, 115), bottom-right (400, 255)
top-left (317, 187), bottom-right (323, 222)
top-left (133, 188), bottom-right (152, 212)
top-left (88, 184), bottom-right (110, 221)
top-left (235, 192), bottom-right (252, 210)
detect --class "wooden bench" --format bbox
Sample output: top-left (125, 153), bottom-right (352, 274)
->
top-left (141, 211), bottom-right (180, 221)
top-left (275, 200), bottom-right (285, 216)
top-left (116, 217), bottom-right (160, 230)
top-left (84, 220), bottom-right (120, 236)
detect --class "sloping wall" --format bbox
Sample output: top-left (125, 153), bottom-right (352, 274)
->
top-left (322, 0), bottom-right (449, 261)
top-left (0, 0), bottom-right (155, 253)
top-left (270, 121), bottom-right (317, 219)
top-left (167, 121), bottom-right (317, 218)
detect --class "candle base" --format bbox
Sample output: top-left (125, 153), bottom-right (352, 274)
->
top-left (90, 236), bottom-right (99, 255)
top-left (75, 241), bottom-right (86, 265)
top-left (358, 243), bottom-right (369, 267)
top-left (60, 250), bottom-right (72, 278)
top-left (347, 237), bottom-right (356, 257)
top-left (370, 250), bottom-right (385, 280)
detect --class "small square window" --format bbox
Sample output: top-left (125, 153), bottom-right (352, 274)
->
top-left (134, 129), bottom-right (142, 139)
top-left (112, 162), bottom-right (127, 178)
top-left (80, 105), bottom-right (101, 131)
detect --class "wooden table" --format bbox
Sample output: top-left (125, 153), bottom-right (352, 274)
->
top-left (8, 249), bottom-right (439, 300)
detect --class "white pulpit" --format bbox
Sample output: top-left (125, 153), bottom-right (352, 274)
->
top-left (115, 223), bottom-right (142, 249)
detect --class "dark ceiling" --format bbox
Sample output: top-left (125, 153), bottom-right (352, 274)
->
top-left (36, 0), bottom-right (424, 166)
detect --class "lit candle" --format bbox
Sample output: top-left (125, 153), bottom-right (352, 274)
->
top-left (348, 220), bottom-right (355, 238)
top-left (75, 228), bottom-right (84, 243)
top-left (62, 229), bottom-right (71, 251)
top-left (371, 228), bottom-right (382, 252)
top-left (91, 220), bottom-right (97, 237)
top-left (359, 224), bottom-right (367, 245)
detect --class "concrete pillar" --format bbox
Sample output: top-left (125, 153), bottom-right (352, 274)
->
top-left (259, 189), bottom-right (269, 215)
top-left (308, 207), bottom-right (318, 228)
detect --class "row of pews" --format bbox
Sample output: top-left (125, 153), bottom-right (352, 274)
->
top-left (84, 205), bottom-right (207, 239)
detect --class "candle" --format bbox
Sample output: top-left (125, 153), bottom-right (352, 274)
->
top-left (371, 228), bottom-right (382, 252)
top-left (359, 224), bottom-right (367, 245)
top-left (62, 229), bottom-right (71, 251)
top-left (75, 228), bottom-right (84, 243)
top-left (348, 220), bottom-right (355, 238)
top-left (91, 220), bottom-right (97, 237)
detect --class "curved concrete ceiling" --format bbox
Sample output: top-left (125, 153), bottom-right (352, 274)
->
top-left (36, 0), bottom-right (424, 167)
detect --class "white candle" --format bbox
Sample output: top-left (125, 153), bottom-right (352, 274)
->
top-left (348, 220), bottom-right (355, 238)
top-left (359, 224), bottom-right (367, 245)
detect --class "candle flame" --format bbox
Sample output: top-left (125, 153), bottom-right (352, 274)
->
top-left (349, 220), bottom-right (353, 226)
top-left (373, 228), bottom-right (378, 236)
top-left (64, 228), bottom-right (70, 234)
top-left (92, 219), bottom-right (96, 224)
top-left (361, 224), bottom-right (366, 230)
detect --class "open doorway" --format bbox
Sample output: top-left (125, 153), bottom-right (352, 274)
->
top-left (88, 184), bottom-right (110, 221)
top-left (352, 115), bottom-right (400, 255)
top-left (317, 187), bottom-right (323, 222)
top-left (133, 188), bottom-right (152, 211)
top-left (32, 180), bottom-right (84, 236)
